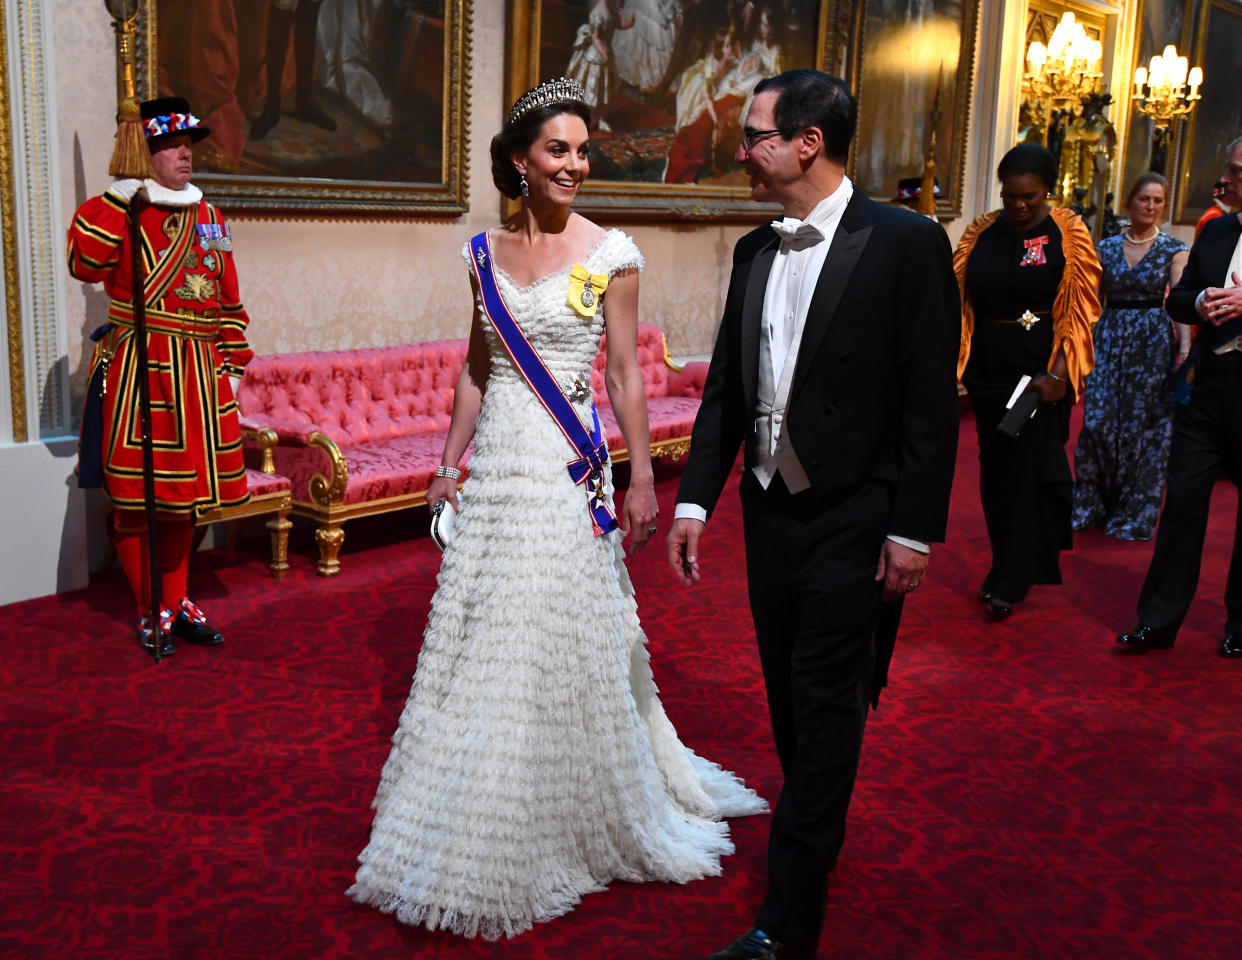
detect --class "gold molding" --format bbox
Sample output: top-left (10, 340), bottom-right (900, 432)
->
top-left (307, 431), bottom-right (349, 506)
top-left (0, 0), bottom-right (26, 442)
top-left (136, 0), bottom-right (472, 215)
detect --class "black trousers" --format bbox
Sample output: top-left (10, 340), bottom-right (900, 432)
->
top-left (741, 471), bottom-right (886, 947)
top-left (1138, 349), bottom-right (1242, 635)
top-left (966, 391), bottom-right (1073, 603)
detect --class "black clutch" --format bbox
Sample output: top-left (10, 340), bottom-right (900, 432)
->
top-left (997, 375), bottom-right (1039, 438)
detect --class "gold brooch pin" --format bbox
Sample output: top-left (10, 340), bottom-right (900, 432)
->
top-left (1017, 310), bottom-right (1040, 331)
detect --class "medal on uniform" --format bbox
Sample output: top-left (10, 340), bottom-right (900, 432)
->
top-left (197, 223), bottom-right (232, 252)
top-left (567, 264), bottom-right (609, 319)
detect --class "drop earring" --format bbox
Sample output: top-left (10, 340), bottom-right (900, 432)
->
top-left (520, 175), bottom-right (530, 198)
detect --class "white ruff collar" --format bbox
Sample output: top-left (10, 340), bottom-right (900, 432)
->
top-left (144, 180), bottom-right (202, 207)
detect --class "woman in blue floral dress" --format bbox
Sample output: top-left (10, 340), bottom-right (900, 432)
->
top-left (1072, 173), bottom-right (1189, 540)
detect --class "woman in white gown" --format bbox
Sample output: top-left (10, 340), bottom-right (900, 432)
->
top-left (347, 77), bottom-right (766, 941)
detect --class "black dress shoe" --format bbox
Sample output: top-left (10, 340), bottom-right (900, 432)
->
top-left (249, 104), bottom-right (281, 140)
top-left (709, 929), bottom-right (781, 960)
top-left (1219, 632), bottom-right (1242, 658)
top-left (1115, 624), bottom-right (1175, 654)
top-left (172, 614), bottom-right (225, 646)
top-left (708, 928), bottom-right (815, 960)
top-left (985, 596), bottom-right (1014, 620)
top-left (137, 629), bottom-right (175, 658)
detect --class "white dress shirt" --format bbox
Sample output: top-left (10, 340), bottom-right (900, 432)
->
top-left (763, 181), bottom-right (853, 396)
top-left (675, 179), bottom-right (928, 553)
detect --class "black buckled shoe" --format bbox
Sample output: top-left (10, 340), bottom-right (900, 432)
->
top-left (172, 614), bottom-right (225, 646)
top-left (709, 928), bottom-right (815, 960)
top-left (172, 598), bottom-right (225, 646)
top-left (1115, 624), bottom-right (1176, 654)
top-left (1219, 632), bottom-right (1242, 658)
top-left (137, 616), bottom-right (175, 658)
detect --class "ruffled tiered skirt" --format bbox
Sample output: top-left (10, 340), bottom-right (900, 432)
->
top-left (348, 379), bottom-right (766, 939)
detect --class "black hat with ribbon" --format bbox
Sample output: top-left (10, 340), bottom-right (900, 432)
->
top-left (139, 96), bottom-right (210, 148)
top-left (894, 176), bottom-right (942, 205)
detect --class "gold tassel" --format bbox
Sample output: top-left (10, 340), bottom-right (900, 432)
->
top-left (108, 97), bottom-right (153, 180)
top-left (918, 131), bottom-right (938, 219)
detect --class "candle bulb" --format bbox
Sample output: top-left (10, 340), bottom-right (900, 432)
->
top-left (1133, 65), bottom-right (1147, 98)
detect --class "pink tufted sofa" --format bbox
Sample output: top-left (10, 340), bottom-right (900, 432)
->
top-left (237, 322), bottom-right (706, 575)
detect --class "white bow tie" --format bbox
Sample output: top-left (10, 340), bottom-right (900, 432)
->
top-left (770, 218), bottom-right (823, 244)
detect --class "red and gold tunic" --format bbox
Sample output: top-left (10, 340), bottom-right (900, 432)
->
top-left (68, 187), bottom-right (253, 515)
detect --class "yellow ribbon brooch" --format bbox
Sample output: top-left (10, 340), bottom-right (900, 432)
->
top-left (568, 264), bottom-right (609, 319)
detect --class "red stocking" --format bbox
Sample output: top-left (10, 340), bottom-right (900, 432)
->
top-left (158, 519), bottom-right (194, 611)
top-left (112, 509), bottom-right (150, 616)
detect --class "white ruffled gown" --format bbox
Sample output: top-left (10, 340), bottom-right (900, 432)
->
top-left (347, 229), bottom-right (766, 940)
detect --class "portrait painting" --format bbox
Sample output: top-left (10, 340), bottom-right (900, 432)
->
top-left (142, 0), bottom-right (471, 213)
top-left (1174, 0), bottom-right (1242, 224)
top-left (509, 0), bottom-right (852, 219)
top-left (852, 0), bottom-right (978, 218)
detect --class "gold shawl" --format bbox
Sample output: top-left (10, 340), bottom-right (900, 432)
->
top-left (953, 205), bottom-right (1101, 399)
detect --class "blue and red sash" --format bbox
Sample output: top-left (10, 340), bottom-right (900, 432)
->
top-left (470, 232), bottom-right (618, 536)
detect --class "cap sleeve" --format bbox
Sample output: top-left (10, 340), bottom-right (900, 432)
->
top-left (594, 229), bottom-right (645, 278)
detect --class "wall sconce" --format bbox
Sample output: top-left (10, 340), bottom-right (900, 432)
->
top-left (1132, 44), bottom-right (1202, 173)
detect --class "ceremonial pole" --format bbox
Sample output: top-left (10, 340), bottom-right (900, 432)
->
top-left (106, 0), bottom-right (163, 662)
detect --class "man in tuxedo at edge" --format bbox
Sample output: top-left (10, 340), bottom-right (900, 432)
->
top-left (667, 70), bottom-right (961, 960)
top-left (1117, 135), bottom-right (1242, 658)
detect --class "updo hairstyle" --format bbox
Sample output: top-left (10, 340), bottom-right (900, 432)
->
top-left (490, 100), bottom-right (593, 200)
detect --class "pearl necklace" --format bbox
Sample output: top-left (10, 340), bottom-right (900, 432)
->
top-left (1123, 228), bottom-right (1159, 244)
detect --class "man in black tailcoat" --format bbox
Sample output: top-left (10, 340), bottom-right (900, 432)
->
top-left (1118, 135), bottom-right (1242, 659)
top-left (666, 70), bottom-right (961, 959)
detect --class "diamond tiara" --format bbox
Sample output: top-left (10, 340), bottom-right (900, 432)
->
top-left (508, 77), bottom-right (590, 125)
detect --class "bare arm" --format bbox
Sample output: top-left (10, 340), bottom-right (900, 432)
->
top-left (427, 286), bottom-right (491, 510)
top-left (602, 269), bottom-right (658, 554)
top-left (1027, 344), bottom-right (1070, 404)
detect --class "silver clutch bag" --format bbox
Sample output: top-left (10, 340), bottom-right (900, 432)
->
top-left (430, 497), bottom-right (458, 552)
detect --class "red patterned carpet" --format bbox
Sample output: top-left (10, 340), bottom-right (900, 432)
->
top-left (2, 412), bottom-right (1240, 960)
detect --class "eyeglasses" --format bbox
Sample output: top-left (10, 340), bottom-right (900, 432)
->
top-left (740, 127), bottom-right (782, 152)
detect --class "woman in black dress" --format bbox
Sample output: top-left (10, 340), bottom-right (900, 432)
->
top-left (954, 144), bottom-right (1102, 619)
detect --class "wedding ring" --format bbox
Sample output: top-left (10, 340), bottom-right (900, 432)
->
top-left (647, 524), bottom-right (658, 535)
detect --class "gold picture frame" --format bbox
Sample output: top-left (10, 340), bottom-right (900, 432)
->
top-left (504, 0), bottom-right (862, 221)
top-left (136, 0), bottom-right (471, 215)
top-left (1173, 0), bottom-right (1242, 225)
top-left (853, 0), bottom-right (978, 220)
